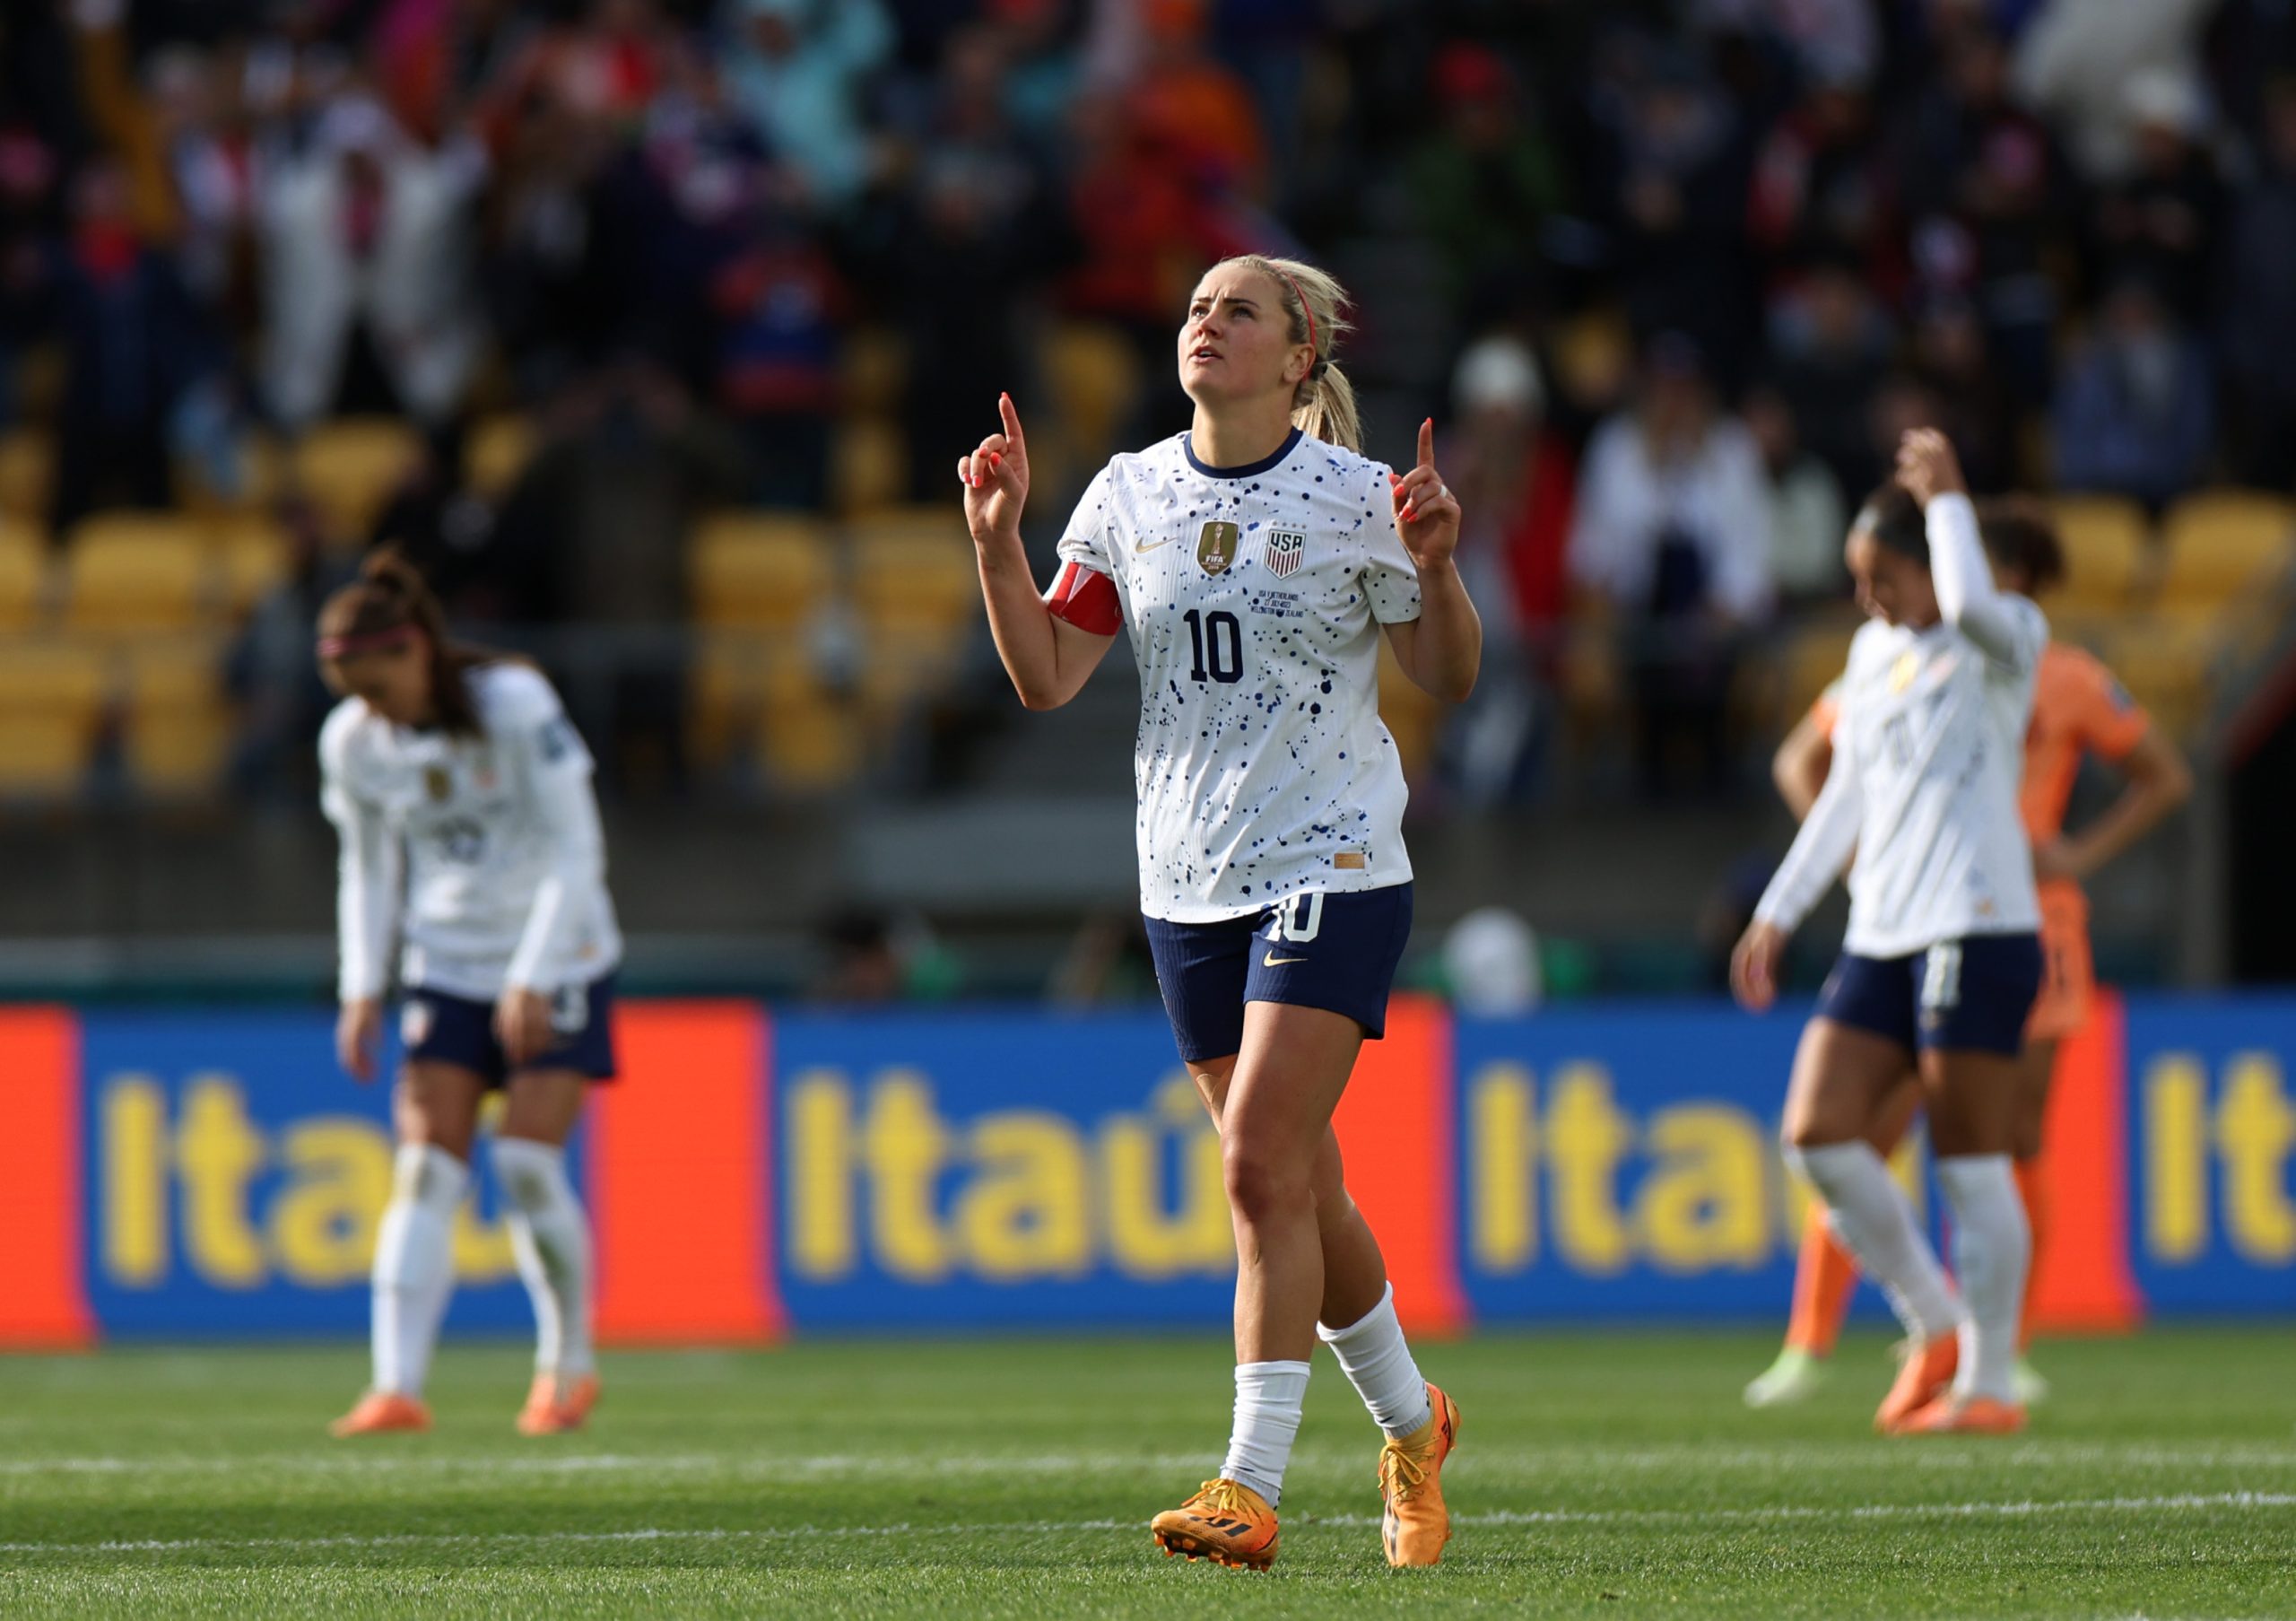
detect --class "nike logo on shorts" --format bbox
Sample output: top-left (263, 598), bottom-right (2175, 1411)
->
top-left (1264, 952), bottom-right (1307, 967)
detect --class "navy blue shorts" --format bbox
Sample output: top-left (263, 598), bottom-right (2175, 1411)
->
top-left (1144, 885), bottom-right (1413, 1064)
top-left (400, 976), bottom-right (619, 1087)
top-left (1814, 936), bottom-right (2043, 1059)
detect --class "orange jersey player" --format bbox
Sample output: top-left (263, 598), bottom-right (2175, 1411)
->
top-left (1744, 496), bottom-right (2191, 1412)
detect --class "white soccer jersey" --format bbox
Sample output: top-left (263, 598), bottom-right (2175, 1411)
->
top-left (320, 662), bottom-right (622, 1003)
top-left (1756, 494), bottom-right (2046, 958)
top-left (1049, 427), bottom-right (1422, 922)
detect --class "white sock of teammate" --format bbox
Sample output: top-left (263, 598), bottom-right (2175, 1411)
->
top-left (1318, 1284), bottom-right (1434, 1438)
top-left (372, 1144), bottom-right (467, 1398)
top-left (1221, 1360), bottom-right (1310, 1506)
top-left (1787, 1143), bottom-right (1961, 1345)
top-left (1935, 1154), bottom-right (2028, 1405)
top-left (491, 1136), bottom-right (596, 1381)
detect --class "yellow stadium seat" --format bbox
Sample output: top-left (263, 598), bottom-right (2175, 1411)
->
top-left (1042, 322), bottom-right (1139, 479)
top-left (291, 418), bottom-right (422, 542)
top-left (850, 509), bottom-right (976, 633)
top-left (121, 636), bottom-right (232, 796)
top-left (2158, 490), bottom-right (2296, 607)
top-left (841, 327), bottom-right (907, 415)
top-left (207, 517), bottom-right (292, 615)
top-left (0, 638), bottom-right (109, 797)
top-left (2048, 495), bottom-right (2149, 607)
top-left (0, 518), bottom-right (48, 631)
top-left (689, 631), bottom-right (790, 766)
top-left (0, 431), bottom-right (53, 521)
top-left (2099, 609), bottom-right (2224, 738)
top-left (64, 514), bottom-right (207, 633)
top-left (758, 690), bottom-right (866, 791)
top-left (467, 414), bottom-right (535, 498)
top-left (832, 415), bottom-right (907, 517)
top-left (177, 434), bottom-right (285, 517)
top-left (691, 513), bottom-right (835, 630)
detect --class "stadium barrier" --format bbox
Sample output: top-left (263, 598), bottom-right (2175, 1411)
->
top-left (1, 994), bottom-right (2289, 1346)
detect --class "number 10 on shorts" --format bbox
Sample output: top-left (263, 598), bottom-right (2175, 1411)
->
top-left (1266, 892), bottom-right (1326, 944)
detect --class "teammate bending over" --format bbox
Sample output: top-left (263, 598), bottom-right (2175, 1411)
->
top-left (318, 552), bottom-right (621, 1438)
top-left (1744, 502), bottom-right (2191, 1409)
top-left (1733, 431), bottom-right (2044, 1436)
top-left (961, 254), bottom-right (1482, 1569)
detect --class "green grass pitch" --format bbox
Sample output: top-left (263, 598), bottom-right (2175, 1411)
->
top-left (3, 1328), bottom-right (2292, 1618)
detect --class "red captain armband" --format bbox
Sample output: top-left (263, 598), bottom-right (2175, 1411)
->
top-left (1045, 560), bottom-right (1123, 636)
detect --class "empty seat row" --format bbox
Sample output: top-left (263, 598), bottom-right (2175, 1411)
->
top-left (0, 514), bottom-right (292, 632)
top-left (2048, 491), bottom-right (2296, 610)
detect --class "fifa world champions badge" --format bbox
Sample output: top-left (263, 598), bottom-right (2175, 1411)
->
top-left (1197, 520), bottom-right (1240, 575)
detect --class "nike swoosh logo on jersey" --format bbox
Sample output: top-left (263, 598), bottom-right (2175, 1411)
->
top-left (1264, 952), bottom-right (1307, 967)
top-left (1133, 536), bottom-right (1177, 554)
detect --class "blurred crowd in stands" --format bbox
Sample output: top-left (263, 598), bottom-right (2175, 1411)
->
top-left (4, 0), bottom-right (2295, 808)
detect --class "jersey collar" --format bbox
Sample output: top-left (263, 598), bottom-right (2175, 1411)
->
top-left (1181, 425), bottom-right (1302, 480)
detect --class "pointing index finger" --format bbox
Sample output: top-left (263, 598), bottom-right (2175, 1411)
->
top-left (1417, 416), bottom-right (1435, 471)
top-left (999, 392), bottom-right (1025, 449)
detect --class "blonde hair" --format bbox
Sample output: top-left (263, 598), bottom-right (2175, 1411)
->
top-left (1213, 253), bottom-right (1363, 453)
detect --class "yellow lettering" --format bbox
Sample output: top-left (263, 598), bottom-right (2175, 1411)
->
top-left (1469, 1063), bottom-right (1538, 1272)
top-left (788, 1069), bottom-right (857, 1278)
top-left (864, 1070), bottom-right (953, 1282)
top-left (272, 1121), bottom-right (394, 1285)
top-left (176, 1076), bottom-right (266, 1287)
top-left (1638, 1105), bottom-right (1769, 1272)
top-left (1546, 1064), bottom-right (1632, 1275)
top-left (2146, 1053), bottom-right (2209, 1261)
top-left (102, 1076), bottom-right (169, 1285)
top-left (959, 1112), bottom-right (1092, 1280)
top-left (1102, 1076), bottom-right (1231, 1278)
top-left (2216, 1052), bottom-right (2296, 1264)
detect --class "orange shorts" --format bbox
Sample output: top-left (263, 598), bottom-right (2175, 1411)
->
top-left (2026, 881), bottom-right (2094, 1043)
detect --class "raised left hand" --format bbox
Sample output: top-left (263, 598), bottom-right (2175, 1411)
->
top-left (1391, 417), bottom-right (1461, 571)
top-left (494, 986), bottom-right (554, 1068)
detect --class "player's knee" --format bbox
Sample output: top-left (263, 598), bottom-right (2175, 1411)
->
top-left (1222, 1136), bottom-right (1310, 1225)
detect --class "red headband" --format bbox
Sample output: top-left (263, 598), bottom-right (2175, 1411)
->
top-left (317, 625), bottom-right (417, 658)
top-left (1281, 271), bottom-right (1317, 360)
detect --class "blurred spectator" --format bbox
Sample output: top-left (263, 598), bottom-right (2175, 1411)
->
top-left (2218, 74), bottom-right (2296, 488)
top-left (1569, 335), bottom-right (1773, 797)
top-left (1696, 0), bottom-right (1880, 91)
top-left (1905, 295), bottom-right (2021, 492)
top-left (719, 0), bottom-right (896, 212)
top-left (2053, 275), bottom-right (2214, 511)
top-left (1749, 77), bottom-right (1900, 284)
top-left (1765, 257), bottom-right (1893, 498)
top-left (365, 423), bottom-right (522, 623)
top-left (1408, 44), bottom-right (1564, 324)
top-left (149, 48), bottom-right (257, 326)
top-left (46, 158), bottom-right (217, 536)
top-left (1743, 384), bottom-right (1847, 606)
top-left (255, 98), bottom-right (486, 431)
top-left (2088, 71), bottom-right (2222, 322)
top-left (1115, 0), bottom-right (1268, 200)
top-left (2017, 0), bottom-right (2218, 182)
top-left (226, 495), bottom-right (352, 800)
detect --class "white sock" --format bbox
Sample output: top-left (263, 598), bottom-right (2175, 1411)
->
top-left (1220, 1360), bottom-right (1309, 1506)
top-left (1788, 1142), bottom-right (1961, 1343)
top-left (1318, 1284), bottom-right (1434, 1439)
top-left (491, 1136), bottom-right (596, 1381)
top-left (1935, 1154), bottom-right (2029, 1404)
top-left (372, 1144), bottom-right (467, 1398)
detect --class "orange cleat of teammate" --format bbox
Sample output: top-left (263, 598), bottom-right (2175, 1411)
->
top-left (516, 1372), bottom-right (602, 1435)
top-left (1378, 1383), bottom-right (1462, 1566)
top-left (1152, 1478), bottom-right (1281, 1571)
top-left (329, 1390), bottom-right (431, 1437)
top-left (1892, 1393), bottom-right (2028, 1436)
top-left (1874, 1336), bottom-right (1959, 1434)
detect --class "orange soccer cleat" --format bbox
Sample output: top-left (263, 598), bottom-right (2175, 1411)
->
top-left (1151, 1478), bottom-right (1280, 1571)
top-left (1378, 1383), bottom-right (1462, 1567)
top-left (1875, 1336), bottom-right (1959, 1434)
top-left (1893, 1393), bottom-right (2028, 1436)
top-left (517, 1372), bottom-right (602, 1436)
top-left (329, 1390), bottom-right (431, 1438)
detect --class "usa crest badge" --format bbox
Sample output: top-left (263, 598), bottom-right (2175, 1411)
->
top-left (1197, 520), bottom-right (1240, 575)
top-left (1264, 528), bottom-right (1305, 580)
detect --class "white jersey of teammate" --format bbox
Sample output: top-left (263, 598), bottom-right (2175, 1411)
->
top-left (1756, 493), bottom-right (2046, 958)
top-left (1053, 427), bottom-right (1422, 922)
top-left (320, 661), bottom-right (622, 1004)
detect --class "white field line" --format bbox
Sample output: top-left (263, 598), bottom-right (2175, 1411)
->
top-left (2, 1492), bottom-right (2292, 1556)
top-left (2, 1442), bottom-right (2292, 1478)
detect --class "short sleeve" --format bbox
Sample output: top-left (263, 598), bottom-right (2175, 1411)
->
top-left (2071, 650), bottom-right (2152, 761)
top-left (1362, 462), bottom-right (1422, 625)
top-left (1056, 464), bottom-right (1118, 577)
top-left (483, 665), bottom-right (595, 784)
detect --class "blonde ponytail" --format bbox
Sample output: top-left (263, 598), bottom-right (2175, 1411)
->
top-left (1215, 252), bottom-right (1363, 453)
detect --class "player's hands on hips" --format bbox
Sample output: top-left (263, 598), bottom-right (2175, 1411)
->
top-left (1894, 428), bottom-right (1967, 507)
top-left (2031, 834), bottom-right (2085, 884)
top-left (337, 998), bottom-right (383, 1083)
top-left (495, 986), bottom-right (552, 1068)
top-left (1730, 919), bottom-right (1789, 1013)
top-left (1391, 418), bottom-right (1461, 571)
top-left (960, 392), bottom-right (1031, 546)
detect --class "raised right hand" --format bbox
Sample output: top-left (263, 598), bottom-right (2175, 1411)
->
top-left (337, 998), bottom-right (383, 1083)
top-left (959, 392), bottom-right (1031, 546)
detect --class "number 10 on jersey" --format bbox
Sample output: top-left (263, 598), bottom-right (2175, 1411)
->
top-left (1183, 609), bottom-right (1244, 684)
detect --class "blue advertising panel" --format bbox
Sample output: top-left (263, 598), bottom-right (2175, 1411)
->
top-left (1454, 1004), bottom-right (1916, 1323)
top-left (2124, 996), bottom-right (2296, 1315)
top-left (773, 1008), bottom-right (1237, 1331)
top-left (80, 1010), bottom-right (572, 1338)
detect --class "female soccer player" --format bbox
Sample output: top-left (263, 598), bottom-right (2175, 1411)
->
top-left (1733, 429), bottom-right (2045, 1436)
top-left (317, 550), bottom-right (621, 1438)
top-left (1744, 501), bottom-right (2191, 1409)
top-left (961, 254), bottom-right (1481, 1568)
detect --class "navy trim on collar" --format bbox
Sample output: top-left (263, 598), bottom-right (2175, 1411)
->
top-left (1181, 426), bottom-right (1303, 480)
